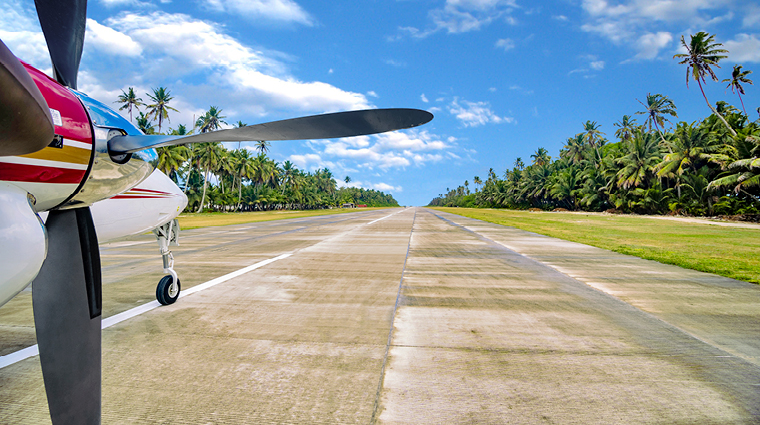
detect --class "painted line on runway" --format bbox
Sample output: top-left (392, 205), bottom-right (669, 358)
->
top-left (366, 208), bottom-right (406, 225)
top-left (0, 253), bottom-right (292, 370)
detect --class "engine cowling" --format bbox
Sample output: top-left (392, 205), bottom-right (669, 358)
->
top-left (0, 182), bottom-right (47, 306)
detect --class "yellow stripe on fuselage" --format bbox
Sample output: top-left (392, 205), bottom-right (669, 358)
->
top-left (19, 144), bottom-right (91, 165)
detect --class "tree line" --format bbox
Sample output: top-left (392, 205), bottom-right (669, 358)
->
top-left (115, 88), bottom-right (399, 212)
top-left (429, 32), bottom-right (759, 219)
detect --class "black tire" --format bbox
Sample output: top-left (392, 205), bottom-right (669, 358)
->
top-left (156, 275), bottom-right (180, 305)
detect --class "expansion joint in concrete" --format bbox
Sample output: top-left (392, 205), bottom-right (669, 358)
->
top-left (370, 208), bottom-right (416, 424)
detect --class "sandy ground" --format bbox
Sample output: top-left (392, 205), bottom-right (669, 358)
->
top-left (0, 207), bottom-right (758, 424)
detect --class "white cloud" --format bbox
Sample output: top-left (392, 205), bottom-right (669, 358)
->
top-left (632, 31), bottom-right (672, 60)
top-left (448, 98), bottom-right (513, 127)
top-left (372, 182), bottom-right (402, 192)
top-left (338, 180), bottom-right (403, 193)
top-left (396, 0), bottom-right (518, 38)
top-left (288, 153), bottom-right (324, 169)
top-left (103, 12), bottom-right (370, 113)
top-left (384, 58), bottom-right (407, 67)
top-left (367, 91), bottom-right (378, 98)
top-left (579, 0), bottom-right (732, 58)
top-left (0, 0), bottom-right (50, 69)
top-left (421, 94), bottom-right (429, 103)
top-left (86, 19), bottom-right (142, 57)
top-left (200, 0), bottom-right (314, 26)
top-left (302, 129), bottom-right (452, 171)
top-left (571, 54), bottom-right (606, 74)
top-left (99, 0), bottom-right (148, 6)
top-left (744, 5), bottom-right (760, 28)
top-left (495, 38), bottom-right (515, 51)
top-left (724, 34), bottom-right (760, 63)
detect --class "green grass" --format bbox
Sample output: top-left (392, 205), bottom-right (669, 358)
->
top-left (177, 207), bottom-right (395, 230)
top-left (432, 207), bottom-right (760, 284)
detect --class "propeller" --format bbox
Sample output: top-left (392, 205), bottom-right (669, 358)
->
top-left (108, 108), bottom-right (434, 154)
top-left (0, 38), bottom-right (54, 156)
top-left (26, 1), bottom-right (100, 423)
top-left (32, 209), bottom-right (101, 424)
top-left (34, 0), bottom-right (87, 89)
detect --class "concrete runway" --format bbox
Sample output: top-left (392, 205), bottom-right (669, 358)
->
top-left (1, 207), bottom-right (759, 423)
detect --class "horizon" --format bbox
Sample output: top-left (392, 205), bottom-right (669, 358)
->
top-left (1, 0), bottom-right (758, 206)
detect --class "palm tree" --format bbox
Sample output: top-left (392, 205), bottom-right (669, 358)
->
top-left (255, 140), bottom-right (271, 154)
top-left (614, 115), bottom-right (638, 142)
top-left (280, 161), bottom-right (297, 194)
top-left (514, 157), bottom-right (525, 170)
top-left (145, 87), bottom-right (179, 134)
top-left (169, 124), bottom-right (191, 136)
top-left (215, 149), bottom-right (234, 194)
top-left (722, 64), bottom-right (753, 116)
top-left (583, 121), bottom-right (605, 147)
top-left (195, 142), bottom-right (224, 212)
top-left (657, 122), bottom-right (731, 197)
top-left (473, 176), bottom-right (482, 192)
top-left (344, 176), bottom-right (351, 184)
top-left (709, 156), bottom-right (760, 194)
top-left (530, 148), bottom-right (550, 166)
top-left (196, 106), bottom-right (227, 133)
top-left (231, 149), bottom-right (255, 210)
top-left (115, 87), bottom-right (144, 122)
top-left (136, 112), bottom-right (155, 134)
top-left (563, 133), bottom-right (587, 165)
top-left (156, 145), bottom-right (189, 183)
top-left (673, 32), bottom-right (736, 137)
top-left (615, 130), bottom-right (662, 190)
top-left (636, 93), bottom-right (677, 144)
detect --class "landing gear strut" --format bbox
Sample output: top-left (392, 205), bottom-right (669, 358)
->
top-left (153, 219), bottom-right (180, 305)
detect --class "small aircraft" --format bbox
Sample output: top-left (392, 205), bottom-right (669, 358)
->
top-left (0, 0), bottom-right (433, 423)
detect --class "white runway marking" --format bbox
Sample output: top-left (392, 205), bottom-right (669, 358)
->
top-left (0, 253), bottom-right (292, 370)
top-left (366, 208), bottom-right (406, 225)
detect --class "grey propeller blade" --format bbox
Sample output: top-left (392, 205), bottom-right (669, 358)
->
top-left (34, 0), bottom-right (87, 89)
top-left (108, 108), bottom-right (434, 154)
top-left (32, 208), bottom-right (101, 424)
top-left (0, 38), bottom-right (54, 156)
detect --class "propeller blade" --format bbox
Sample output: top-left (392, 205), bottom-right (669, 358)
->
top-left (0, 38), bottom-right (54, 156)
top-left (32, 208), bottom-right (101, 424)
top-left (34, 0), bottom-right (87, 89)
top-left (108, 108), bottom-right (434, 154)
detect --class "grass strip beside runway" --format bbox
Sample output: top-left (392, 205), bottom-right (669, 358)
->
top-left (432, 207), bottom-right (760, 284)
top-left (177, 207), bottom-right (393, 229)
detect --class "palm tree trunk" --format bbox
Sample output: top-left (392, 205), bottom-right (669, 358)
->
top-left (697, 79), bottom-right (737, 137)
top-left (197, 166), bottom-right (210, 213)
top-left (653, 121), bottom-right (672, 153)
top-left (238, 176), bottom-right (243, 212)
top-left (739, 92), bottom-right (747, 117)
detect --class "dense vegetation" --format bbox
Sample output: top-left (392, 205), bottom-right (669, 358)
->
top-left (429, 32), bottom-right (759, 219)
top-left (115, 89), bottom-right (399, 212)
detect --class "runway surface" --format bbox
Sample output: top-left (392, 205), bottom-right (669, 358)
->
top-left (1, 207), bottom-right (759, 423)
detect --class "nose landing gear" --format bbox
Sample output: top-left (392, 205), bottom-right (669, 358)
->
top-left (153, 219), bottom-right (180, 305)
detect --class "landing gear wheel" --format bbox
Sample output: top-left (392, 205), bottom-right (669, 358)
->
top-left (156, 275), bottom-right (180, 305)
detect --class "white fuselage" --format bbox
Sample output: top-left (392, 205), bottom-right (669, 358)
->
top-left (0, 169), bottom-right (187, 307)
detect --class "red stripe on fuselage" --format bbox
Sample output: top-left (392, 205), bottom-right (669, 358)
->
top-left (0, 163), bottom-right (85, 184)
top-left (111, 195), bottom-right (173, 199)
top-left (129, 188), bottom-right (170, 195)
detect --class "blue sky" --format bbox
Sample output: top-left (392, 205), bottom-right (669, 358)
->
top-left (2, 0), bottom-right (759, 205)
